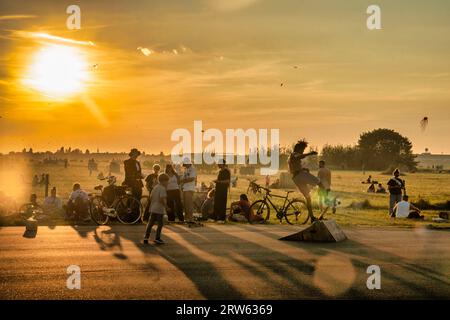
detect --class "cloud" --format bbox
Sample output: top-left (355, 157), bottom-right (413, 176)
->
top-left (0, 15), bottom-right (36, 21)
top-left (10, 31), bottom-right (95, 46)
top-left (137, 47), bottom-right (154, 56)
top-left (137, 45), bottom-right (192, 57)
top-left (208, 0), bottom-right (260, 12)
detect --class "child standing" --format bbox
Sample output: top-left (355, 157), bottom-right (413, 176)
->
top-left (143, 173), bottom-right (170, 245)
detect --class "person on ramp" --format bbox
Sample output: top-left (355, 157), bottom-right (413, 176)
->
top-left (288, 139), bottom-right (322, 223)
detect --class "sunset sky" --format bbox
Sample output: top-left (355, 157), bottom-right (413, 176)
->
top-left (0, 0), bottom-right (449, 154)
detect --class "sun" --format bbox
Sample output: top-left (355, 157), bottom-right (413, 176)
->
top-left (23, 44), bottom-right (89, 99)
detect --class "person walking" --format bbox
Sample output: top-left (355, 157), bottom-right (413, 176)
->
top-left (143, 173), bottom-right (170, 245)
top-left (387, 168), bottom-right (405, 217)
top-left (180, 157), bottom-right (197, 222)
top-left (143, 164), bottom-right (160, 221)
top-left (213, 159), bottom-right (231, 223)
top-left (165, 164), bottom-right (184, 222)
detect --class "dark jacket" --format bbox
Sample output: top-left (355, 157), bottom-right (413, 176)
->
top-left (123, 158), bottom-right (144, 188)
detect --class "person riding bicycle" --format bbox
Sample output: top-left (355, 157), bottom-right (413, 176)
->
top-left (288, 139), bottom-right (323, 223)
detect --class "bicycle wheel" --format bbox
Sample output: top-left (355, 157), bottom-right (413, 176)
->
top-left (285, 199), bottom-right (309, 225)
top-left (140, 195), bottom-right (150, 224)
top-left (115, 195), bottom-right (142, 224)
top-left (249, 200), bottom-right (270, 221)
top-left (18, 203), bottom-right (43, 220)
top-left (90, 196), bottom-right (109, 225)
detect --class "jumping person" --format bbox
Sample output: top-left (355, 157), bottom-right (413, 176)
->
top-left (213, 159), bottom-right (231, 223)
top-left (288, 140), bottom-right (322, 222)
top-left (387, 168), bottom-right (405, 217)
top-left (143, 173), bottom-right (170, 245)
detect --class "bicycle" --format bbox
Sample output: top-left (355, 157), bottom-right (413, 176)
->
top-left (89, 176), bottom-right (142, 225)
top-left (248, 181), bottom-right (310, 224)
top-left (18, 202), bottom-right (45, 220)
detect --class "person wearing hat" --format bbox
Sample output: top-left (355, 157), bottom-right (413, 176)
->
top-left (213, 158), bottom-right (231, 223)
top-left (123, 148), bottom-right (144, 202)
top-left (387, 168), bottom-right (405, 217)
top-left (180, 157), bottom-right (197, 222)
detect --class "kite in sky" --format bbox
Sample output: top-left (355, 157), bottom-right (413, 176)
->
top-left (420, 117), bottom-right (429, 131)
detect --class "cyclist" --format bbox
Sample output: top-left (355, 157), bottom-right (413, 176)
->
top-left (288, 139), bottom-right (322, 223)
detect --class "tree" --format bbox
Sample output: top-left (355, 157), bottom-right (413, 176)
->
top-left (358, 128), bottom-right (417, 171)
top-left (321, 144), bottom-right (361, 169)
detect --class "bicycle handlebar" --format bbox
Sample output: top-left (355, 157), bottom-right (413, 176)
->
top-left (248, 181), bottom-right (294, 197)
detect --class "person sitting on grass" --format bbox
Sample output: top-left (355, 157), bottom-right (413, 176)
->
top-left (43, 187), bottom-right (63, 214)
top-left (66, 183), bottom-right (90, 222)
top-left (376, 183), bottom-right (386, 194)
top-left (367, 182), bottom-right (376, 193)
top-left (228, 194), bottom-right (264, 223)
top-left (393, 195), bottom-right (424, 219)
top-left (143, 173), bottom-right (170, 245)
top-left (201, 188), bottom-right (215, 221)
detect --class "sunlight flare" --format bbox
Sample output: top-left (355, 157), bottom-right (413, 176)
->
top-left (23, 44), bottom-right (90, 99)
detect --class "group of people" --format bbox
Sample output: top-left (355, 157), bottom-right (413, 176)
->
top-left (363, 175), bottom-right (386, 193)
top-left (122, 148), bottom-right (231, 244)
top-left (387, 169), bottom-right (423, 219)
top-left (286, 140), bottom-right (425, 221)
top-left (26, 141), bottom-right (427, 243)
top-left (32, 174), bottom-right (48, 187)
top-left (27, 183), bottom-right (91, 222)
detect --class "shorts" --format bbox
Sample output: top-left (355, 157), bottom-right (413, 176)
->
top-left (292, 170), bottom-right (320, 194)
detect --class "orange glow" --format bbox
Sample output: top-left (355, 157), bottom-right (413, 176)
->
top-left (23, 44), bottom-right (90, 99)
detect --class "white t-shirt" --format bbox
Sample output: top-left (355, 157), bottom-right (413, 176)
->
top-left (182, 166), bottom-right (197, 192)
top-left (150, 184), bottom-right (167, 214)
top-left (166, 174), bottom-right (179, 191)
top-left (69, 189), bottom-right (89, 203)
top-left (395, 201), bottom-right (410, 218)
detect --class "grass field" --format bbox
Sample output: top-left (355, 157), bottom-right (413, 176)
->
top-left (1, 160), bottom-right (449, 229)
